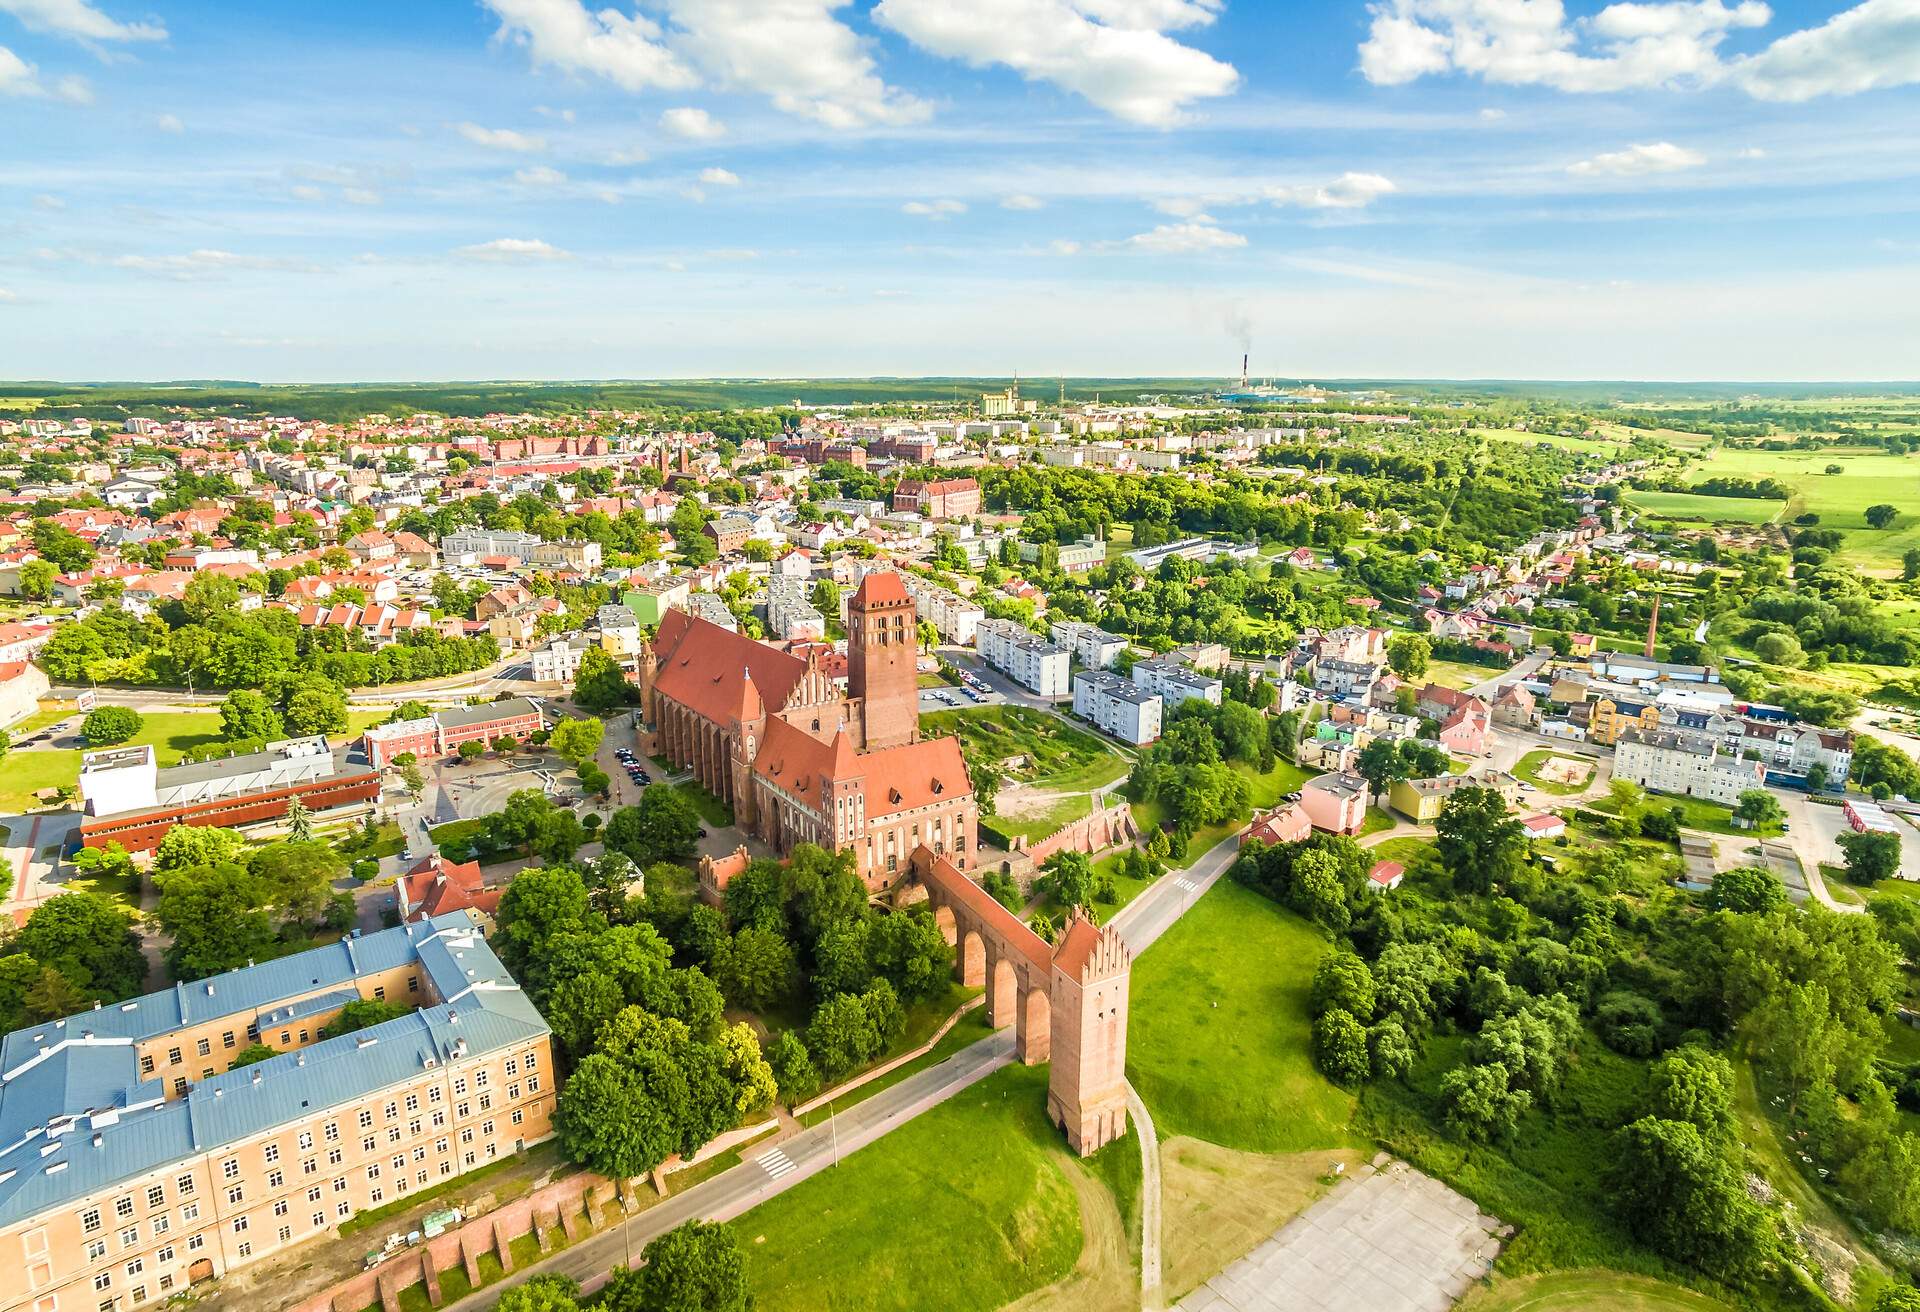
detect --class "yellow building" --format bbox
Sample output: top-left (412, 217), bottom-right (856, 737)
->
top-left (1588, 697), bottom-right (1660, 747)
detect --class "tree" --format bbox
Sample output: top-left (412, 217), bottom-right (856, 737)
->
top-left (553, 1051), bottom-right (675, 1180)
top-left (153, 824), bottom-right (247, 872)
top-left (1310, 952), bottom-right (1376, 1021)
top-left (80, 705), bottom-right (143, 746)
top-left (711, 926), bottom-right (797, 1012)
top-left (767, 1030), bottom-right (819, 1105)
top-left (319, 998), bottom-right (410, 1040)
top-left (1646, 1046), bottom-right (1736, 1141)
top-left (807, 991), bottom-right (881, 1082)
top-left (1874, 1289), bottom-right (1920, 1312)
top-left (1753, 631), bottom-right (1805, 667)
top-left (218, 688), bottom-right (280, 745)
top-left (497, 1276), bottom-right (583, 1312)
top-left (621, 1220), bottom-right (751, 1312)
top-left (1606, 778), bottom-right (1645, 830)
top-left (549, 716), bottom-right (605, 764)
top-left (31, 519), bottom-right (93, 572)
top-left (230, 1042), bottom-right (279, 1069)
top-left (248, 840), bottom-right (345, 926)
top-left (493, 865), bottom-right (593, 991)
top-left (866, 909), bottom-right (952, 1004)
top-left (1038, 850), bottom-right (1095, 912)
top-left (285, 686), bottom-right (348, 736)
top-left (1437, 1061), bottom-right (1530, 1142)
top-left (1839, 828), bottom-right (1902, 885)
top-left (398, 757), bottom-right (427, 799)
top-left (1868, 503), bottom-right (1900, 529)
top-left (17, 892), bottom-right (146, 1000)
top-left (1732, 789), bottom-right (1783, 830)
top-left (1606, 1117), bottom-right (1777, 1283)
top-left (607, 788), bottom-right (701, 867)
top-left (458, 739), bottom-right (486, 763)
top-left (1386, 633), bottom-right (1430, 679)
top-left (17, 559), bottom-right (55, 601)
top-left (1708, 865), bottom-right (1786, 914)
top-left (1905, 549), bottom-right (1920, 583)
top-left (1434, 786), bottom-right (1524, 895)
top-left (574, 646), bottom-right (637, 713)
top-left (154, 863), bottom-right (278, 980)
top-left (24, 966), bottom-right (86, 1020)
top-left (282, 793), bottom-right (314, 842)
top-left (1312, 1008), bottom-right (1371, 1084)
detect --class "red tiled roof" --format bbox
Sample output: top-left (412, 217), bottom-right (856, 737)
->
top-left (851, 570), bottom-right (910, 607)
top-left (1051, 916), bottom-right (1101, 976)
top-left (652, 608), bottom-right (809, 726)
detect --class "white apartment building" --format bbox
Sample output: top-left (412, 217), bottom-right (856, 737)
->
top-left (1049, 621), bottom-right (1128, 670)
top-left (1073, 671), bottom-right (1162, 745)
top-left (976, 618), bottom-right (1071, 698)
top-left (767, 577), bottom-right (827, 641)
top-left (1613, 726), bottom-right (1766, 806)
top-left (1131, 659), bottom-right (1223, 708)
top-left (901, 576), bottom-right (985, 645)
top-left (530, 635), bottom-right (593, 684)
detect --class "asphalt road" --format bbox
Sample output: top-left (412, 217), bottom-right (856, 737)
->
top-left (441, 1029), bottom-right (1019, 1310)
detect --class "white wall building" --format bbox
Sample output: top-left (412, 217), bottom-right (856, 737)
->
top-left (1049, 621), bottom-right (1128, 670)
top-left (531, 634), bottom-right (593, 683)
top-left (1073, 671), bottom-right (1162, 745)
top-left (1131, 658), bottom-right (1223, 707)
top-left (976, 618), bottom-right (1071, 697)
top-left (901, 576), bottom-right (985, 645)
top-left (1613, 726), bottom-right (1766, 806)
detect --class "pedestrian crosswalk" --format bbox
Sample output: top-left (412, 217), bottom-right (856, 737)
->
top-left (754, 1146), bottom-right (796, 1180)
top-left (1174, 876), bottom-right (1200, 892)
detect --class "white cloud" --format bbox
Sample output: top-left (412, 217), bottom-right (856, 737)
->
top-left (1732, 0), bottom-right (1920, 100)
top-left (32, 193), bottom-right (63, 209)
top-left (1359, 0), bottom-right (1770, 92)
top-left (458, 122), bottom-right (548, 152)
top-left (514, 164), bottom-right (568, 187)
top-left (1567, 140), bottom-right (1707, 175)
top-left (1478, 106), bottom-right (1506, 120)
top-left (874, 0), bottom-right (1238, 126)
top-left (484, 0), bottom-right (924, 129)
top-left (1000, 193), bottom-right (1045, 209)
top-left (109, 249), bottom-right (308, 279)
top-left (699, 166), bottom-right (740, 186)
top-left (289, 184), bottom-right (325, 202)
top-left (0, 288), bottom-right (15, 303)
top-left (342, 187), bottom-right (381, 205)
top-left (660, 106), bottom-right (724, 139)
top-left (155, 112), bottom-right (182, 133)
top-left (533, 104), bottom-right (576, 121)
top-left (1265, 171), bottom-right (1397, 209)
top-left (1738, 145), bottom-right (1766, 158)
top-left (0, 0), bottom-right (165, 42)
top-left (1047, 238), bottom-right (1082, 254)
top-left (0, 44), bottom-right (89, 101)
top-left (604, 145), bottom-right (651, 166)
top-left (455, 237), bottom-right (570, 261)
top-left (903, 198), bottom-right (966, 218)
top-left (1124, 220), bottom-right (1246, 252)
top-left (481, 0), bottom-right (696, 92)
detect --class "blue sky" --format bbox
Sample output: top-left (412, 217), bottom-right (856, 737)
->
top-left (1, 0), bottom-right (1918, 382)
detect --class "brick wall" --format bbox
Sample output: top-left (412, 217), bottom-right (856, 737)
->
top-left (1026, 802), bottom-right (1136, 866)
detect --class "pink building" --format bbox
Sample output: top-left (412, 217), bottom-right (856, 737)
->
top-left (1242, 802), bottom-right (1312, 848)
top-left (1300, 772), bottom-right (1370, 835)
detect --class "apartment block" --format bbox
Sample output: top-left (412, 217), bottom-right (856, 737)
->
top-left (975, 619), bottom-right (1071, 697)
top-left (1613, 726), bottom-right (1766, 806)
top-left (1049, 621), bottom-right (1128, 670)
top-left (1072, 671), bottom-right (1161, 745)
top-left (0, 913), bottom-right (553, 1312)
top-left (1130, 659), bottom-right (1223, 708)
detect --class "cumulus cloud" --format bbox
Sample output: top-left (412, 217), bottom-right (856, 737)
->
top-left (1732, 0), bottom-right (1920, 100)
top-left (1124, 219), bottom-right (1246, 252)
top-left (1567, 140), bottom-right (1707, 175)
top-left (483, 0), bottom-right (925, 129)
top-left (0, 288), bottom-right (15, 303)
top-left (0, 0), bottom-right (165, 42)
top-left (1358, 0), bottom-right (1769, 92)
top-left (1046, 238), bottom-right (1082, 254)
top-left (455, 237), bottom-right (570, 261)
top-left (458, 122), bottom-right (547, 151)
top-left (1001, 193), bottom-right (1045, 209)
top-left (514, 164), bottom-right (567, 187)
top-left (1265, 171), bottom-right (1397, 208)
top-left (902, 198), bottom-right (966, 218)
top-left (660, 106), bottom-right (724, 138)
top-left (155, 112), bottom-right (182, 133)
top-left (32, 193), bottom-right (64, 209)
top-left (873, 0), bottom-right (1238, 126)
top-left (698, 166), bottom-right (740, 185)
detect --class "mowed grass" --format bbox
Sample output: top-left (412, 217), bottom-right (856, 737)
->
top-left (739, 1062), bottom-right (1083, 1312)
top-left (1513, 749), bottom-right (1593, 797)
top-left (1127, 879), bottom-right (1358, 1153)
top-left (923, 704), bottom-right (1128, 792)
top-left (1457, 1271), bottom-right (1739, 1312)
top-left (1625, 491), bottom-right (1782, 525)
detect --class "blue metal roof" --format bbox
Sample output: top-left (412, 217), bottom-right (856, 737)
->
top-left (0, 912), bottom-right (548, 1226)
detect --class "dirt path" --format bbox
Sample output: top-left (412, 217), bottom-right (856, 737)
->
top-left (1003, 1152), bottom-right (1136, 1312)
top-left (1127, 1083), bottom-right (1164, 1309)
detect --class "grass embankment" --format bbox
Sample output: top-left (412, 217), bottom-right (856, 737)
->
top-left (740, 1063), bottom-right (1084, 1312)
top-left (1457, 1270), bottom-right (1740, 1312)
top-left (797, 1000), bottom-right (992, 1127)
top-left (923, 704), bottom-right (1129, 792)
top-left (1127, 879), bottom-right (1359, 1154)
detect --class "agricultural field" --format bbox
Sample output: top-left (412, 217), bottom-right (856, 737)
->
top-left (1674, 446), bottom-right (1920, 573)
top-left (1624, 491), bottom-right (1783, 526)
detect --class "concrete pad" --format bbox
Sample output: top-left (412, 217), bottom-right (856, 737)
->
top-left (1177, 1161), bottom-right (1503, 1312)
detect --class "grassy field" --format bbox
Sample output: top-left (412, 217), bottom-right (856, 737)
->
top-left (1127, 879), bottom-right (1358, 1154)
top-left (1513, 749), bottom-right (1594, 796)
top-left (1425, 658), bottom-right (1503, 691)
top-left (989, 792), bottom-right (1094, 845)
top-left (925, 704), bottom-right (1129, 793)
top-left (1678, 446), bottom-right (1920, 573)
top-left (1624, 491), bottom-right (1783, 525)
top-left (1457, 1271), bottom-right (1738, 1312)
top-left (739, 1063), bottom-right (1084, 1312)
top-left (1591, 791), bottom-right (1776, 839)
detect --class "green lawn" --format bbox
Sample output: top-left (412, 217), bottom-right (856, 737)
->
top-left (1367, 836), bottom-right (1437, 870)
top-left (1592, 792), bottom-right (1776, 839)
top-left (1458, 1271), bottom-right (1739, 1312)
top-left (1424, 658), bottom-right (1503, 692)
top-left (1676, 445), bottom-right (1920, 574)
top-left (987, 791), bottom-right (1093, 845)
top-left (1127, 879), bottom-right (1359, 1153)
top-left (670, 780), bottom-right (735, 828)
top-left (923, 704), bottom-right (1128, 792)
top-left (739, 1063), bottom-right (1084, 1312)
top-left (799, 1006), bottom-right (995, 1126)
top-left (1514, 749), bottom-right (1595, 797)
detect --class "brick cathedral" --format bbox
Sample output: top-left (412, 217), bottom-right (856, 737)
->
top-left (636, 571), bottom-right (979, 890)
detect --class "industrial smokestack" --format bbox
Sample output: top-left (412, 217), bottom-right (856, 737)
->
top-left (1240, 353), bottom-right (1249, 391)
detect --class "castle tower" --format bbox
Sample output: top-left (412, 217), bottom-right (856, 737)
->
top-left (847, 571), bottom-right (919, 750)
top-left (636, 639), bottom-right (659, 725)
top-left (1046, 910), bottom-right (1131, 1156)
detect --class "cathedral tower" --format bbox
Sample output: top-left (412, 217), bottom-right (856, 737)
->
top-left (847, 571), bottom-right (920, 750)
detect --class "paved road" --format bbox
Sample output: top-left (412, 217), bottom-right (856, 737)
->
top-left (442, 1030), bottom-right (1018, 1311)
top-left (1110, 827), bottom-right (1244, 953)
top-left (1466, 648), bottom-right (1552, 699)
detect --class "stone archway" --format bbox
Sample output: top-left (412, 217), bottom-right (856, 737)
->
top-left (990, 954), bottom-right (1018, 1028)
top-left (1018, 986), bottom-right (1051, 1065)
top-left (960, 929), bottom-right (985, 989)
top-left (932, 903), bottom-right (957, 948)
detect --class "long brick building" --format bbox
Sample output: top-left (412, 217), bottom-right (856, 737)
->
top-left (639, 571), bottom-right (977, 890)
top-left (0, 913), bottom-right (552, 1312)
